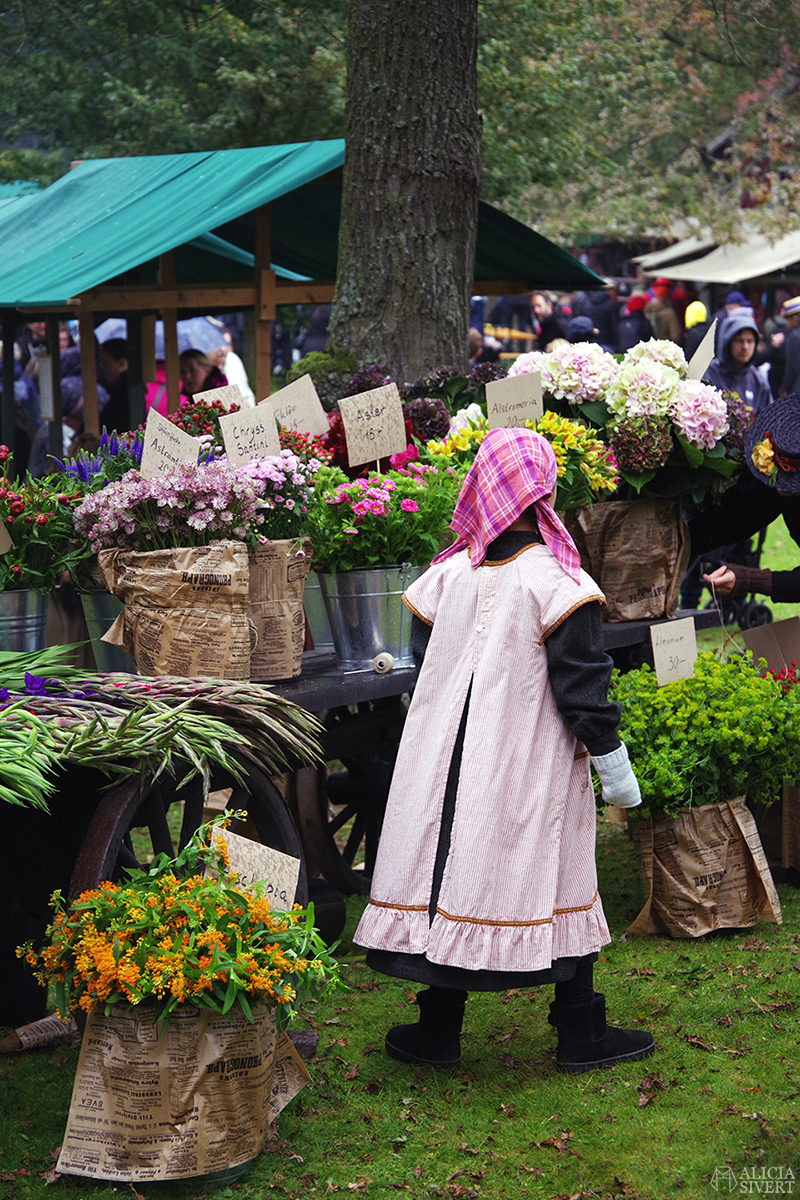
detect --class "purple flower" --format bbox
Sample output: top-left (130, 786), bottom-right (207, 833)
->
top-left (24, 672), bottom-right (48, 695)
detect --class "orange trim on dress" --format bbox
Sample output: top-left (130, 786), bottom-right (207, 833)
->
top-left (434, 891), bottom-right (600, 929)
top-left (402, 595), bottom-right (434, 627)
top-left (539, 595), bottom-right (604, 644)
top-left (482, 543), bottom-right (543, 567)
top-left (368, 897), bottom-right (428, 913)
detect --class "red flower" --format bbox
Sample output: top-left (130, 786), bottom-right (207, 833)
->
top-left (36, 514), bottom-right (48, 525)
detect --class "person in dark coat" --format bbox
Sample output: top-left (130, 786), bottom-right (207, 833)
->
top-left (531, 291), bottom-right (569, 350)
top-left (617, 295), bottom-right (654, 352)
top-left (704, 395), bottom-right (800, 602)
top-left (779, 296), bottom-right (800, 396)
top-left (710, 290), bottom-right (750, 355)
top-left (704, 313), bottom-right (772, 414)
top-left (682, 301), bottom-right (711, 362)
top-left (572, 282), bottom-right (619, 351)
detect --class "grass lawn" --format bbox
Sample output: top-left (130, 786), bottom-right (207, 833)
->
top-left (1, 516), bottom-right (799, 1199)
top-left (2, 820), bottom-right (799, 1200)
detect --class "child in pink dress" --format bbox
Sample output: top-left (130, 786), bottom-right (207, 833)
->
top-left (355, 428), bottom-right (654, 1072)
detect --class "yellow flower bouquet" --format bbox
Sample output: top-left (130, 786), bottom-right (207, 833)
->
top-left (21, 814), bottom-right (340, 1027)
top-left (529, 411), bottom-right (619, 511)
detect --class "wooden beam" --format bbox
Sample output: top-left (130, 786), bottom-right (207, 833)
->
top-left (78, 284), bottom-right (257, 311)
top-left (127, 312), bottom-right (145, 429)
top-left (272, 280), bottom-right (336, 306)
top-left (254, 205), bottom-right (273, 403)
top-left (79, 311), bottom-right (99, 436)
top-left (159, 253), bottom-right (182, 416)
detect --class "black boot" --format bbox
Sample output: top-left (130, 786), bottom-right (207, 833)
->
top-left (385, 987), bottom-right (466, 1068)
top-left (548, 992), bottom-right (655, 1074)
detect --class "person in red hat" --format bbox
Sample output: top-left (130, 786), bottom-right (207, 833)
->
top-left (617, 294), bottom-right (655, 352)
top-left (645, 278), bottom-right (682, 345)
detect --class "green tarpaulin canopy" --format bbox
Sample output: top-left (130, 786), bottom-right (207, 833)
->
top-left (0, 141), bottom-right (600, 308)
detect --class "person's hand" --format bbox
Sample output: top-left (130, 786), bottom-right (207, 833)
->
top-left (703, 565), bottom-right (735, 596)
top-left (771, 331), bottom-right (785, 348)
top-left (209, 345), bottom-right (228, 369)
top-left (591, 744), bottom-right (642, 809)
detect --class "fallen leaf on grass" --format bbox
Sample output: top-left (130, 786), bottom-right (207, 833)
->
top-left (537, 1130), bottom-right (574, 1153)
top-left (343, 1063), bottom-right (359, 1081)
top-left (458, 1144), bottom-right (480, 1155)
top-left (684, 1034), bottom-right (746, 1055)
top-left (637, 1071), bottom-right (673, 1107)
top-left (40, 1168), bottom-right (61, 1184)
top-left (346, 1178), bottom-right (369, 1192)
top-left (324, 1018), bottom-right (341, 1026)
top-left (446, 1168), bottom-right (484, 1183)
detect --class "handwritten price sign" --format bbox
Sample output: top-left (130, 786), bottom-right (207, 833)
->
top-left (219, 403), bottom-right (281, 465)
top-left (338, 383), bottom-right (407, 466)
top-left (140, 408), bottom-right (201, 480)
top-left (486, 372), bottom-right (543, 429)
top-left (650, 616), bottom-right (698, 686)
top-left (263, 373), bottom-right (328, 437)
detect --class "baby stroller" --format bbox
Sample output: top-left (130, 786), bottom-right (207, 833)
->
top-left (681, 529), bottom-right (773, 629)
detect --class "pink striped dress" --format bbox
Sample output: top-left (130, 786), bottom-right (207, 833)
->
top-left (354, 542), bottom-right (611, 973)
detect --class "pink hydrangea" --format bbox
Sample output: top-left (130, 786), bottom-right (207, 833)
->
top-left (671, 380), bottom-right (729, 450)
top-left (508, 351), bottom-right (545, 377)
top-left (545, 343), bottom-right (617, 405)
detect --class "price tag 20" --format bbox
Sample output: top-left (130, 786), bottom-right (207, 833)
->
top-left (650, 616), bottom-right (698, 686)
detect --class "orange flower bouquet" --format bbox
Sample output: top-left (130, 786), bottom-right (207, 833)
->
top-left (21, 814), bottom-right (340, 1027)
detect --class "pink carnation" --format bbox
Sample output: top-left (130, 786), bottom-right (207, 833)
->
top-left (401, 498), bottom-right (420, 513)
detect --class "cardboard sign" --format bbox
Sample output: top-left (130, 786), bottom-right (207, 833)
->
top-left (262, 373), bottom-right (329, 437)
top-left (486, 372), bottom-right (543, 429)
top-left (650, 615), bottom-right (698, 686)
top-left (139, 407), bottom-right (201, 479)
top-left (215, 827), bottom-right (301, 910)
top-left (37, 354), bottom-right (54, 420)
top-left (742, 615), bottom-right (800, 675)
top-left (338, 383), bottom-right (407, 467)
top-left (193, 383), bottom-right (245, 412)
top-left (687, 319), bottom-right (717, 381)
top-left (0, 522), bottom-right (13, 556)
top-left (219, 403), bottom-right (281, 465)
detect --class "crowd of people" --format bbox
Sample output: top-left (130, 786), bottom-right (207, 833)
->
top-left (0, 315), bottom-right (254, 475)
top-left (473, 279), bottom-right (800, 418)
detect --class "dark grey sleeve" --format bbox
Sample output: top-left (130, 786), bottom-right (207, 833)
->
top-left (544, 600), bottom-right (622, 757)
top-left (411, 613), bottom-right (433, 671)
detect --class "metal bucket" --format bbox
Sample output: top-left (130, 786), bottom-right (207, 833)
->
top-left (0, 589), bottom-right (48, 653)
top-left (303, 570), bottom-right (335, 654)
top-left (79, 591), bottom-right (137, 673)
top-left (318, 563), bottom-right (425, 671)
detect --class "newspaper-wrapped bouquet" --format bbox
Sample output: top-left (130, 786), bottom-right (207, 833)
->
top-left (21, 813), bottom-right (339, 1026)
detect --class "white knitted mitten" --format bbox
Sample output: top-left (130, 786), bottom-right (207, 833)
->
top-left (591, 743), bottom-right (642, 808)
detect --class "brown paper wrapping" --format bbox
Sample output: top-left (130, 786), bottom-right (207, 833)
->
top-left (98, 541), bottom-right (250, 679)
top-left (782, 780), bottom-right (800, 874)
top-left (56, 1002), bottom-right (310, 1182)
top-left (248, 538), bottom-right (313, 682)
top-left (563, 497), bottom-right (690, 622)
top-left (628, 797), bottom-right (782, 938)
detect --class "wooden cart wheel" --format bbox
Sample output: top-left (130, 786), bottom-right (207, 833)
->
top-left (69, 756), bottom-right (308, 906)
top-left (294, 700), bottom-right (406, 895)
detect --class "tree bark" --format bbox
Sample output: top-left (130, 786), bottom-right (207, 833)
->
top-left (329, 0), bottom-right (482, 382)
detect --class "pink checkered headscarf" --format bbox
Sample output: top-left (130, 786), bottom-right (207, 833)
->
top-left (432, 428), bottom-right (582, 581)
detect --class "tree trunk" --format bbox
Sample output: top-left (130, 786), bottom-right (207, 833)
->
top-left (329, 0), bottom-right (482, 383)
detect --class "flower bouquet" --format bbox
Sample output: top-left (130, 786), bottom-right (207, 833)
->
top-left (0, 449), bottom-right (89, 595)
top-left (54, 428), bottom-right (146, 494)
top-left (610, 653), bottom-right (788, 937)
top-left (74, 462), bottom-right (266, 679)
top-left (528, 411), bottom-right (619, 511)
top-left (168, 395), bottom-right (237, 443)
top-left (21, 814), bottom-right (339, 1183)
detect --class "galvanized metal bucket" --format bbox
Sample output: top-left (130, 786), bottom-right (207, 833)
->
top-left (0, 588), bottom-right (48, 653)
top-left (303, 570), bottom-right (335, 654)
top-left (79, 591), bottom-right (137, 673)
top-left (318, 563), bottom-right (425, 672)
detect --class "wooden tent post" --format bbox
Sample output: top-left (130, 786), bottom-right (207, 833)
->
top-left (127, 312), bottom-right (145, 428)
top-left (159, 252), bottom-right (181, 414)
top-left (254, 205), bottom-right (274, 403)
top-left (78, 310), bottom-right (100, 435)
top-left (1, 311), bottom-right (16, 459)
top-left (45, 316), bottom-right (64, 459)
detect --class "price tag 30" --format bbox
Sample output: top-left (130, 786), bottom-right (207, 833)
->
top-left (650, 616), bottom-right (698, 686)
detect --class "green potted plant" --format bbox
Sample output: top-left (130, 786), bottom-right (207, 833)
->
top-left (608, 652), bottom-right (792, 937)
top-left (304, 462), bottom-right (459, 670)
top-left (0, 446), bottom-right (90, 652)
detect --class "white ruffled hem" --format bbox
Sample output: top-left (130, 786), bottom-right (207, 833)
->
top-left (355, 897), bottom-right (610, 973)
